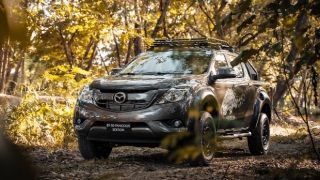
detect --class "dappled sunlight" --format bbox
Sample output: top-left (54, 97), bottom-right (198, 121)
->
top-left (270, 124), bottom-right (307, 137)
top-left (0, 0), bottom-right (319, 179)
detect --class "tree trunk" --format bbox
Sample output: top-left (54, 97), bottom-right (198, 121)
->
top-left (143, 0), bottom-right (149, 38)
top-left (20, 53), bottom-right (24, 85)
top-left (58, 29), bottom-right (75, 68)
top-left (273, 10), bottom-right (308, 107)
top-left (80, 36), bottom-right (94, 69)
top-left (134, 0), bottom-right (144, 56)
top-left (151, 0), bottom-right (171, 38)
top-left (4, 49), bottom-right (13, 86)
top-left (9, 51), bottom-right (24, 94)
top-left (125, 39), bottom-right (133, 65)
top-left (123, 1), bottom-right (134, 63)
top-left (0, 48), bottom-right (3, 85)
top-left (113, 34), bottom-right (121, 67)
top-left (0, 40), bottom-right (9, 93)
top-left (85, 42), bottom-right (97, 71)
top-left (294, 70), bottom-right (307, 115)
top-left (163, 15), bottom-right (170, 38)
top-left (214, 0), bottom-right (229, 38)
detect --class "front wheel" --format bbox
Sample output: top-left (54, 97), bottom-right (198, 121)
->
top-left (78, 136), bottom-right (113, 159)
top-left (189, 111), bottom-right (216, 167)
top-left (247, 113), bottom-right (270, 155)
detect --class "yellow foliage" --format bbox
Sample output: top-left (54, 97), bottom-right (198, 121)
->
top-left (160, 131), bottom-right (191, 150)
top-left (294, 36), bottom-right (308, 51)
top-left (4, 91), bottom-right (77, 148)
top-left (188, 109), bottom-right (200, 120)
top-left (205, 105), bottom-right (214, 113)
top-left (63, 73), bottom-right (76, 79)
top-left (72, 67), bottom-right (91, 76)
top-left (168, 145), bottom-right (201, 164)
top-left (283, 15), bottom-right (298, 29)
top-left (43, 71), bottom-right (60, 81)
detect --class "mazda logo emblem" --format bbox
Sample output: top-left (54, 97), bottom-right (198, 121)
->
top-left (114, 92), bottom-right (126, 103)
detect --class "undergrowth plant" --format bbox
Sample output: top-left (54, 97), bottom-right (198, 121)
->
top-left (3, 65), bottom-right (95, 148)
top-left (4, 91), bottom-right (76, 148)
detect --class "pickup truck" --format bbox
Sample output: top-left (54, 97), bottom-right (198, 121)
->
top-left (73, 38), bottom-right (273, 166)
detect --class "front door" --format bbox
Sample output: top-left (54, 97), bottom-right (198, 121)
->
top-left (211, 53), bottom-right (249, 129)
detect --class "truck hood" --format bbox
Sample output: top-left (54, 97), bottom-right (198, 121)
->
top-left (89, 75), bottom-right (205, 90)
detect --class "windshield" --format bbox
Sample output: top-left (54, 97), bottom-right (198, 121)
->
top-left (120, 50), bottom-right (212, 75)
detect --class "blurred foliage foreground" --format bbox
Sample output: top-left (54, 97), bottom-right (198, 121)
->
top-left (1, 92), bottom-right (77, 148)
top-left (0, 65), bottom-right (93, 148)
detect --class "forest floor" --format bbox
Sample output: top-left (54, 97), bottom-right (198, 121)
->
top-left (27, 113), bottom-right (320, 180)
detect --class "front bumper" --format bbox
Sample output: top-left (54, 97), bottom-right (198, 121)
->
top-left (73, 100), bottom-right (189, 145)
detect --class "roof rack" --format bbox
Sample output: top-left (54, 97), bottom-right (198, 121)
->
top-left (148, 38), bottom-right (234, 52)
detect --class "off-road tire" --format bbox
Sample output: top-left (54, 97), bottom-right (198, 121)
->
top-left (189, 111), bottom-right (216, 167)
top-left (78, 136), bottom-right (112, 159)
top-left (247, 113), bottom-right (270, 155)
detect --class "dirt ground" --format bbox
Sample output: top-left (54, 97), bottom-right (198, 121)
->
top-left (27, 115), bottom-right (320, 180)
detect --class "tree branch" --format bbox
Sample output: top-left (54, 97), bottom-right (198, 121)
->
top-left (113, 33), bottom-right (121, 67)
top-left (80, 36), bottom-right (94, 68)
top-left (58, 29), bottom-right (73, 68)
top-left (151, 0), bottom-right (172, 38)
top-left (198, 0), bottom-right (215, 25)
top-left (183, 0), bottom-right (206, 37)
top-left (85, 41), bottom-right (97, 71)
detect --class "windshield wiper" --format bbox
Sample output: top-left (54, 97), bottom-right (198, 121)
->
top-left (119, 72), bottom-right (137, 75)
top-left (142, 72), bottom-right (166, 75)
top-left (142, 72), bottom-right (191, 75)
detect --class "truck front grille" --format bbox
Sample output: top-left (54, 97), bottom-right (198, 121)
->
top-left (93, 89), bottom-right (157, 112)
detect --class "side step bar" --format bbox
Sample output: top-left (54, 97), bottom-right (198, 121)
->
top-left (217, 132), bottom-right (251, 140)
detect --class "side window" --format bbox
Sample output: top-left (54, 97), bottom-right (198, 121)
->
top-left (227, 54), bottom-right (244, 78)
top-left (212, 53), bottom-right (228, 74)
top-left (245, 62), bottom-right (259, 80)
top-left (233, 64), bottom-right (244, 77)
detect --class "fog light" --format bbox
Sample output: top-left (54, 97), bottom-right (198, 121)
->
top-left (75, 119), bottom-right (90, 131)
top-left (172, 120), bottom-right (183, 128)
top-left (76, 118), bottom-right (82, 124)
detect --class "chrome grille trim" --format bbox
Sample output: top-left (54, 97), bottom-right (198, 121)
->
top-left (93, 89), bottom-right (157, 112)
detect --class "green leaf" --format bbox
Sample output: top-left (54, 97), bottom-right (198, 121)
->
top-left (258, 17), bottom-right (278, 33)
top-left (294, 53), bottom-right (317, 74)
top-left (283, 15), bottom-right (298, 29)
top-left (238, 33), bottom-right (257, 47)
top-left (267, 42), bottom-right (281, 56)
top-left (231, 49), bottom-right (258, 67)
top-left (294, 36), bottom-right (308, 51)
top-left (237, 15), bottom-right (256, 34)
top-left (238, 0), bottom-right (252, 13)
top-left (258, 41), bottom-right (271, 51)
top-left (214, 10), bottom-right (238, 31)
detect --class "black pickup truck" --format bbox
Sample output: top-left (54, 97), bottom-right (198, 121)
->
top-left (73, 38), bottom-right (273, 166)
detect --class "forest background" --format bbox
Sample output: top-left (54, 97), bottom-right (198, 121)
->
top-left (0, 0), bottom-right (320, 178)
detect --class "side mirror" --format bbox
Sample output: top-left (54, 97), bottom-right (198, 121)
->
top-left (110, 68), bottom-right (122, 75)
top-left (217, 67), bottom-right (236, 75)
top-left (251, 73), bottom-right (260, 80)
top-left (209, 67), bottom-right (236, 83)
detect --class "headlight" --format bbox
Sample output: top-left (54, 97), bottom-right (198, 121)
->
top-left (78, 85), bottom-right (93, 103)
top-left (157, 88), bottom-right (190, 104)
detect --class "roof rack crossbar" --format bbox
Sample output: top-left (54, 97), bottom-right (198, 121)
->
top-left (150, 38), bottom-right (231, 48)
